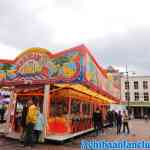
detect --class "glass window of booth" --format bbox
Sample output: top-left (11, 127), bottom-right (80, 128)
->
top-left (50, 97), bottom-right (68, 117)
top-left (82, 103), bottom-right (91, 115)
top-left (71, 99), bottom-right (80, 114)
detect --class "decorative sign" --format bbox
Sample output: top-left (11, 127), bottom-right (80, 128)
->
top-left (0, 46), bottom-right (120, 101)
top-left (15, 48), bottom-right (82, 82)
top-left (85, 54), bottom-right (120, 98)
top-left (85, 55), bottom-right (103, 88)
top-left (16, 50), bottom-right (49, 75)
top-left (0, 64), bottom-right (16, 81)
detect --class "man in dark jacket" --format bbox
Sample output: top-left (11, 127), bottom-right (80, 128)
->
top-left (20, 104), bottom-right (28, 142)
top-left (92, 108), bottom-right (103, 136)
top-left (116, 111), bottom-right (122, 134)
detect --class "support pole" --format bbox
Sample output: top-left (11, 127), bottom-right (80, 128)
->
top-left (43, 84), bottom-right (50, 138)
top-left (126, 64), bottom-right (130, 115)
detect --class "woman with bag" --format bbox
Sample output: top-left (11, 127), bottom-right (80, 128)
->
top-left (34, 108), bottom-right (44, 143)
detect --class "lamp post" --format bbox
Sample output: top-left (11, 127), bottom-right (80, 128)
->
top-left (125, 64), bottom-right (130, 115)
top-left (120, 65), bottom-right (135, 116)
top-left (125, 65), bottom-right (136, 116)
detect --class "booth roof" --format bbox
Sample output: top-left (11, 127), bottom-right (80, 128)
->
top-left (55, 83), bottom-right (119, 104)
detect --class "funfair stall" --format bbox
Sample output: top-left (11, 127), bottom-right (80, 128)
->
top-left (0, 45), bottom-right (120, 141)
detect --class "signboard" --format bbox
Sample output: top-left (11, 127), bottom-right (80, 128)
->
top-left (15, 48), bottom-right (82, 82)
top-left (129, 101), bottom-right (150, 107)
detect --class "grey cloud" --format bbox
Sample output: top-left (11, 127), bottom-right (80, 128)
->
top-left (53, 0), bottom-right (84, 10)
top-left (0, 0), bottom-right (149, 75)
top-left (0, 0), bottom-right (54, 49)
top-left (87, 28), bottom-right (150, 75)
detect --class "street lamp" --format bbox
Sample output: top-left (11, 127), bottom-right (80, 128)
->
top-left (125, 64), bottom-right (130, 115)
top-left (120, 65), bottom-right (136, 115)
top-left (125, 65), bottom-right (136, 116)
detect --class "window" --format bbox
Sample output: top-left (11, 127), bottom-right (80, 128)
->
top-left (134, 92), bottom-right (139, 101)
top-left (143, 81), bottom-right (148, 89)
top-left (50, 98), bottom-right (68, 117)
top-left (144, 92), bottom-right (149, 101)
top-left (134, 81), bottom-right (139, 89)
top-left (82, 103), bottom-right (91, 115)
top-left (125, 81), bottom-right (129, 89)
top-left (71, 99), bottom-right (80, 114)
top-left (125, 92), bottom-right (130, 101)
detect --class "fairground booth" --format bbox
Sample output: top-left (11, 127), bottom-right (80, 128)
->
top-left (0, 45), bottom-right (120, 141)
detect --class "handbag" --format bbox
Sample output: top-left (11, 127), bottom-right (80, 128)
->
top-left (38, 132), bottom-right (45, 143)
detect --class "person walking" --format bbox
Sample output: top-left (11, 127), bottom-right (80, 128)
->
top-left (116, 111), bottom-right (122, 134)
top-left (122, 110), bottom-right (130, 134)
top-left (20, 104), bottom-right (28, 142)
top-left (92, 108), bottom-right (103, 136)
top-left (24, 99), bottom-right (38, 147)
top-left (109, 111), bottom-right (114, 127)
top-left (112, 110), bottom-right (117, 127)
top-left (144, 114), bottom-right (148, 122)
top-left (0, 104), bottom-right (6, 122)
top-left (34, 108), bottom-right (44, 143)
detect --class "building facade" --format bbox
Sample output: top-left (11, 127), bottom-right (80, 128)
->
top-left (106, 66), bottom-right (127, 111)
top-left (121, 75), bottom-right (150, 118)
top-left (106, 66), bottom-right (121, 99)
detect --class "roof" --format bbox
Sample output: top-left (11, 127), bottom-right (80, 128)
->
top-left (0, 45), bottom-right (108, 79)
top-left (0, 45), bottom-right (120, 104)
top-left (55, 83), bottom-right (119, 104)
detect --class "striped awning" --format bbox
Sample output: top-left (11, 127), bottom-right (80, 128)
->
top-left (10, 73), bottom-right (48, 82)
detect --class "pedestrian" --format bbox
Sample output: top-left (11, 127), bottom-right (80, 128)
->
top-left (92, 108), bottom-right (103, 136)
top-left (34, 108), bottom-right (44, 143)
top-left (109, 111), bottom-right (113, 127)
top-left (116, 111), bottom-right (122, 134)
top-left (0, 104), bottom-right (5, 122)
top-left (106, 111), bottom-right (112, 127)
top-left (20, 103), bottom-right (28, 142)
top-left (144, 114), bottom-right (148, 123)
top-left (122, 110), bottom-right (130, 134)
top-left (23, 99), bottom-right (38, 147)
top-left (112, 110), bottom-right (117, 127)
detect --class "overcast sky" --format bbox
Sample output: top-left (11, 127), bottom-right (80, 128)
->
top-left (0, 0), bottom-right (150, 75)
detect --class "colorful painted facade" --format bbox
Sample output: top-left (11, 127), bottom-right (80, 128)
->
top-left (0, 45), bottom-right (120, 100)
top-left (0, 45), bottom-right (121, 141)
top-left (0, 63), bottom-right (16, 80)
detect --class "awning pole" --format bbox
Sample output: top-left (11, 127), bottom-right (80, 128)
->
top-left (43, 84), bottom-right (50, 138)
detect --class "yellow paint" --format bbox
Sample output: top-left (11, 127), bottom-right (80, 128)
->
top-left (19, 62), bottom-right (42, 74)
top-left (63, 66), bottom-right (75, 77)
top-left (15, 47), bottom-right (49, 60)
top-left (0, 74), bottom-right (5, 78)
top-left (55, 83), bottom-right (117, 104)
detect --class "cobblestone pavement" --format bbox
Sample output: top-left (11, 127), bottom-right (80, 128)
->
top-left (0, 119), bottom-right (150, 150)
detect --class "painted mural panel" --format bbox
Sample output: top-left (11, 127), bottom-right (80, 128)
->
top-left (0, 64), bottom-right (16, 81)
top-left (85, 54), bottom-right (103, 88)
top-left (15, 49), bottom-right (82, 82)
top-left (85, 54), bottom-right (120, 97)
top-left (47, 51), bottom-right (82, 80)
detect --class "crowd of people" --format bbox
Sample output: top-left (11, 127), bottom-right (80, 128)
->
top-left (19, 98), bottom-right (44, 148)
top-left (92, 108), bottom-right (130, 136)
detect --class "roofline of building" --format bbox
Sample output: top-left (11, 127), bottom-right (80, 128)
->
top-left (121, 75), bottom-right (150, 78)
